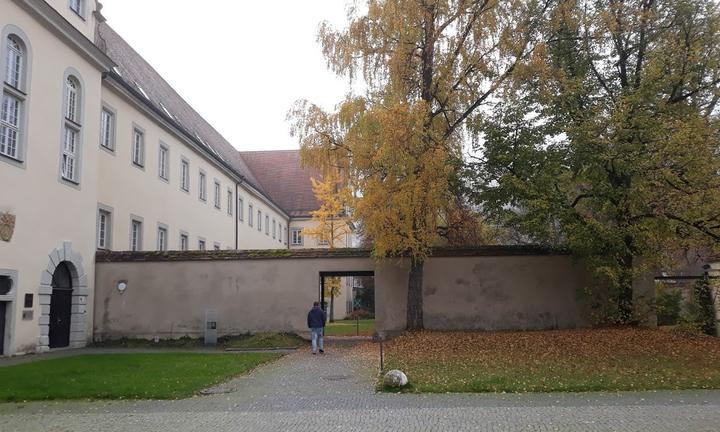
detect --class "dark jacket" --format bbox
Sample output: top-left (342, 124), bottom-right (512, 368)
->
top-left (307, 307), bottom-right (327, 329)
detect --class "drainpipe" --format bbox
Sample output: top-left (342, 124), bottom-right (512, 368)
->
top-left (235, 182), bottom-right (239, 250)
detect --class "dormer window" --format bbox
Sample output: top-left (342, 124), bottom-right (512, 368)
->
top-left (69, 0), bottom-right (84, 18)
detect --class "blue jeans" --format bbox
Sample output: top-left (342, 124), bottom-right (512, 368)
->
top-left (311, 327), bottom-right (324, 353)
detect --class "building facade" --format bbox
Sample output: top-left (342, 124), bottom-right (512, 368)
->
top-left (0, 0), bottom-right (351, 356)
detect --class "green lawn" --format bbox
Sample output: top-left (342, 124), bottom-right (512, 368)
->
top-left (382, 328), bottom-right (720, 393)
top-left (224, 332), bottom-right (305, 349)
top-left (325, 319), bottom-right (375, 336)
top-left (0, 353), bottom-right (279, 402)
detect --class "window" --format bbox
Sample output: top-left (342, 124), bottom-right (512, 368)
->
top-left (227, 190), bottom-right (233, 216)
top-left (61, 76), bottom-right (82, 183)
top-left (265, 215), bottom-right (270, 235)
top-left (97, 209), bottom-right (111, 249)
top-left (257, 210), bottom-right (262, 232)
top-left (65, 77), bottom-right (78, 123)
top-left (1, 35), bottom-right (26, 162)
top-left (5, 36), bottom-right (22, 89)
top-left (213, 180), bottom-right (221, 209)
top-left (157, 226), bottom-right (167, 251)
top-left (100, 107), bottom-right (114, 150)
top-left (213, 243), bottom-right (221, 251)
top-left (198, 239), bottom-right (206, 251)
top-left (69, 0), bottom-right (84, 16)
top-left (248, 204), bottom-right (254, 226)
top-left (180, 233), bottom-right (188, 251)
top-left (131, 127), bottom-right (144, 167)
top-left (272, 219), bottom-right (276, 239)
top-left (238, 198), bottom-right (244, 221)
top-left (279, 224), bottom-right (284, 243)
top-left (158, 144), bottom-right (169, 180)
top-left (130, 219), bottom-right (143, 251)
top-left (61, 127), bottom-right (78, 181)
top-left (181, 159), bottom-right (189, 191)
top-left (291, 228), bottom-right (303, 246)
top-left (318, 238), bottom-right (330, 246)
top-left (199, 171), bottom-right (207, 201)
top-left (1, 93), bottom-right (21, 160)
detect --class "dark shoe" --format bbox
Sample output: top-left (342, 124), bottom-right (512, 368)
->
top-left (319, 349), bottom-right (325, 354)
top-left (312, 352), bottom-right (317, 355)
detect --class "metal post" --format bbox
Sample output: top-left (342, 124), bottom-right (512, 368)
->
top-left (379, 339), bottom-right (384, 372)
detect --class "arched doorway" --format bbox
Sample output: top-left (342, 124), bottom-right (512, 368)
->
top-left (49, 262), bottom-right (73, 349)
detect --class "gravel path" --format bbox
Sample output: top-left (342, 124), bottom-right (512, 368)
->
top-left (1, 345), bottom-right (719, 431)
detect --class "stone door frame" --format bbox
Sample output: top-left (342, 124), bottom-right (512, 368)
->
top-left (38, 242), bottom-right (88, 353)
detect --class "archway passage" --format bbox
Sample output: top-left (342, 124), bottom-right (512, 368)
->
top-left (49, 262), bottom-right (73, 349)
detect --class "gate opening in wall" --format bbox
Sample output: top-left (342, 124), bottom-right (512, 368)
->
top-left (319, 271), bottom-right (375, 337)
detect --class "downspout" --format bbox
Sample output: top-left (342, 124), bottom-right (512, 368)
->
top-left (235, 182), bottom-right (239, 250)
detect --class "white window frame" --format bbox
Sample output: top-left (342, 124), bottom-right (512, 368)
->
top-left (238, 198), bottom-right (244, 222)
top-left (227, 189), bottom-right (233, 216)
top-left (248, 204), bottom-right (254, 226)
top-left (198, 170), bottom-right (207, 202)
top-left (60, 74), bottom-right (82, 184)
top-left (97, 207), bottom-right (112, 250)
top-left (157, 224), bottom-right (168, 252)
top-left (180, 158), bottom-right (190, 192)
top-left (5, 35), bottom-right (22, 89)
top-left (131, 126), bottom-right (145, 168)
top-left (198, 239), bottom-right (206, 251)
top-left (1, 92), bottom-right (22, 161)
top-left (1, 31), bottom-right (30, 165)
top-left (158, 143), bottom-right (169, 181)
top-left (265, 215), bottom-right (270, 235)
top-left (99, 105), bottom-right (115, 152)
top-left (213, 180), bottom-right (221, 209)
top-left (272, 219), bottom-right (276, 239)
top-left (130, 217), bottom-right (143, 252)
top-left (180, 232), bottom-right (189, 251)
top-left (291, 228), bottom-right (303, 246)
top-left (257, 210), bottom-right (262, 232)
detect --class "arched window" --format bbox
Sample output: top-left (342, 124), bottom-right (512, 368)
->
top-left (5, 36), bottom-right (22, 88)
top-left (65, 77), bottom-right (79, 122)
top-left (61, 74), bottom-right (82, 183)
top-left (1, 35), bottom-right (27, 161)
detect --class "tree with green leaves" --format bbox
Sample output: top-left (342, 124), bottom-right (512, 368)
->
top-left (469, 0), bottom-right (720, 323)
top-left (290, 0), bottom-right (552, 329)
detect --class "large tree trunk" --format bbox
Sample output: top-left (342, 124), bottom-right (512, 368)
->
top-left (617, 253), bottom-right (635, 324)
top-left (330, 294), bottom-right (335, 323)
top-left (406, 257), bottom-right (425, 330)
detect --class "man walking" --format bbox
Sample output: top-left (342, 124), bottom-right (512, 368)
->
top-left (307, 301), bottom-right (326, 355)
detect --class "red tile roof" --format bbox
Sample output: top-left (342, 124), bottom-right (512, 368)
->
top-left (239, 150), bottom-right (321, 217)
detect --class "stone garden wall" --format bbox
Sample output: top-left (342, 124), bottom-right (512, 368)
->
top-left (93, 247), bottom-right (600, 340)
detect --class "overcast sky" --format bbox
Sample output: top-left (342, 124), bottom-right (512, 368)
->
top-left (102, 0), bottom-right (352, 151)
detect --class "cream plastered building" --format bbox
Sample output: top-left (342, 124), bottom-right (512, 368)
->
top-left (0, 0), bottom-right (351, 356)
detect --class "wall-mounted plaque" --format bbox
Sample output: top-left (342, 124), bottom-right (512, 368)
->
top-left (0, 212), bottom-right (15, 242)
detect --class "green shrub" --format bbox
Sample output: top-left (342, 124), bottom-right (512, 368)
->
top-left (681, 275), bottom-right (717, 336)
top-left (655, 283), bottom-right (683, 326)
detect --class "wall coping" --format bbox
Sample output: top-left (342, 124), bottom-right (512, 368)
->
top-left (95, 245), bottom-right (569, 263)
